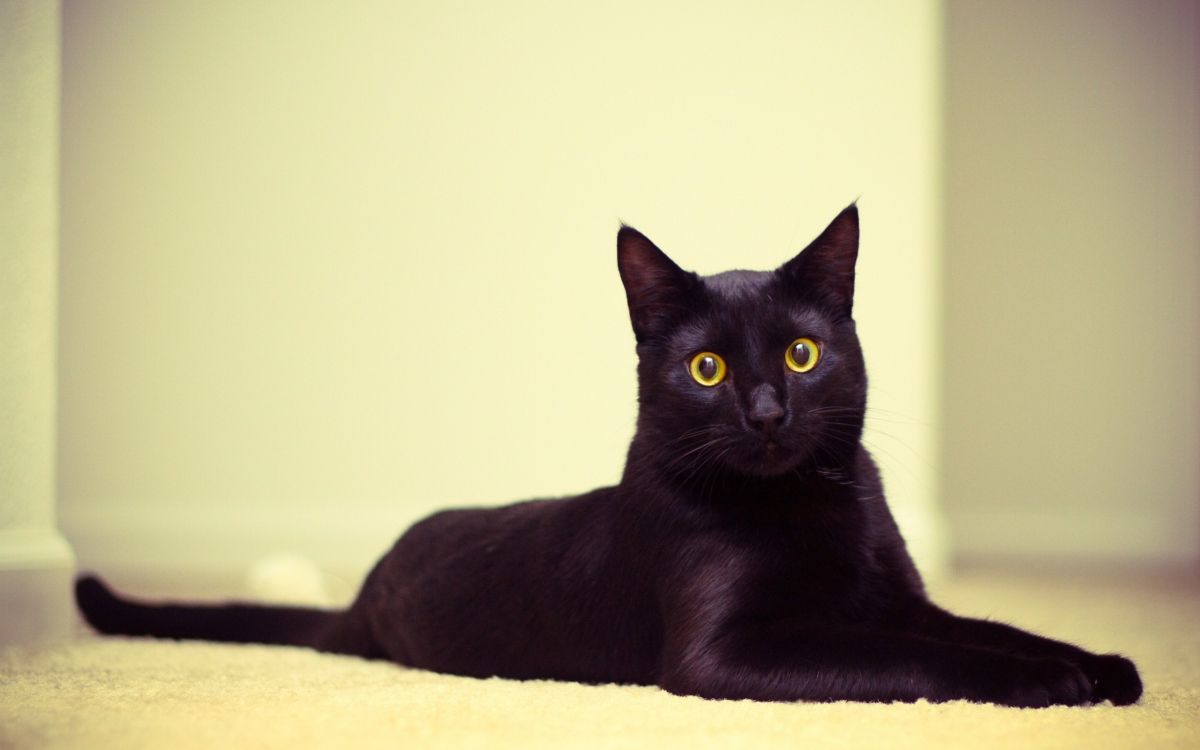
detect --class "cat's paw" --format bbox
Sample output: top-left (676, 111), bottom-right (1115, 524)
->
top-left (1081, 653), bottom-right (1142, 705)
top-left (989, 656), bottom-right (1094, 708)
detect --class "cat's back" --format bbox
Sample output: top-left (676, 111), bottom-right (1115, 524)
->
top-left (389, 489), bottom-right (613, 570)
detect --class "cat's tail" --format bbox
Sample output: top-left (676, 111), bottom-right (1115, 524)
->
top-left (75, 574), bottom-right (377, 657)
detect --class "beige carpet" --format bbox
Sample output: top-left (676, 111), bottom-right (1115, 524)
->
top-left (2, 569), bottom-right (1198, 749)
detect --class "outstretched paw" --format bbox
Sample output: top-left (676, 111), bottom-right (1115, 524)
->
top-left (979, 655), bottom-right (1093, 708)
top-left (1023, 656), bottom-right (1094, 707)
top-left (1082, 654), bottom-right (1142, 705)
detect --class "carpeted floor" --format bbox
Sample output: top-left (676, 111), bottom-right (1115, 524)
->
top-left (2, 569), bottom-right (1198, 749)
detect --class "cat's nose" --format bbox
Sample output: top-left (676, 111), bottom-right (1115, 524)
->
top-left (747, 384), bottom-right (785, 433)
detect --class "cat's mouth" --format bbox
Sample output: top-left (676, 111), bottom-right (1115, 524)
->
top-left (724, 435), bottom-right (803, 478)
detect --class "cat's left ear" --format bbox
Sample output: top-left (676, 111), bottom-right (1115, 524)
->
top-left (779, 204), bottom-right (859, 318)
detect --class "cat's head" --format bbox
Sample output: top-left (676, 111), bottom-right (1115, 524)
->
top-left (617, 206), bottom-right (866, 480)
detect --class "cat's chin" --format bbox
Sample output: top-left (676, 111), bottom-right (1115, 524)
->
top-left (724, 442), bottom-right (805, 478)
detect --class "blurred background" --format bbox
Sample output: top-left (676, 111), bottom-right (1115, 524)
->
top-left (2, 1), bottom-right (1196, 619)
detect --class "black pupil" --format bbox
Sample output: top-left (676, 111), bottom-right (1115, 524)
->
top-left (792, 343), bottom-right (811, 366)
top-left (699, 356), bottom-right (718, 379)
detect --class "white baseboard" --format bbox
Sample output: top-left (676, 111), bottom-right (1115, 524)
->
top-left (0, 527), bottom-right (75, 647)
top-left (61, 504), bottom-right (416, 591)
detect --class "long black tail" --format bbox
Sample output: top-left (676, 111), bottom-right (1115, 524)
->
top-left (75, 574), bottom-right (374, 655)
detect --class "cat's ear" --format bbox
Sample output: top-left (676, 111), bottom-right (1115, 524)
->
top-left (779, 204), bottom-right (859, 318)
top-left (617, 226), bottom-right (698, 343)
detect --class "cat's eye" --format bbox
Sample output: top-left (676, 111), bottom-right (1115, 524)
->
top-left (689, 352), bottom-right (727, 387)
top-left (785, 337), bottom-right (820, 373)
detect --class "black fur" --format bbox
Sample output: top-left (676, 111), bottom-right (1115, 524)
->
top-left (76, 206), bottom-right (1142, 706)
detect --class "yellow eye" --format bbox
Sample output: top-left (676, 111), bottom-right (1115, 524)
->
top-left (785, 337), bottom-right (820, 373)
top-left (689, 352), bottom-right (727, 387)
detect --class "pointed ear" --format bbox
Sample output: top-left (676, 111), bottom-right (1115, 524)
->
top-left (617, 226), bottom-right (697, 343)
top-left (780, 204), bottom-right (860, 317)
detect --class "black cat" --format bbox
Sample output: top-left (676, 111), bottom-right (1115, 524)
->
top-left (76, 206), bottom-right (1142, 706)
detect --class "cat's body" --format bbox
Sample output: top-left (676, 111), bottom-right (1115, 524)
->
top-left (76, 206), bottom-right (1143, 706)
top-left (339, 446), bottom-right (907, 691)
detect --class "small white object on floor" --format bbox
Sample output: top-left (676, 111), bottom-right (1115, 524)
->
top-left (244, 552), bottom-right (333, 607)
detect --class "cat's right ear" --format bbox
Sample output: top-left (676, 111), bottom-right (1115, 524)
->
top-left (617, 226), bottom-right (698, 344)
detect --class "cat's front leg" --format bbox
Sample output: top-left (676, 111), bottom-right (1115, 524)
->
top-left (658, 621), bottom-right (1096, 706)
top-left (902, 601), bottom-right (1142, 705)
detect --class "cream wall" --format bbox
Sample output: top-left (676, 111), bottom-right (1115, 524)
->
top-left (943, 0), bottom-right (1200, 566)
top-left (58, 1), bottom-right (946, 586)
